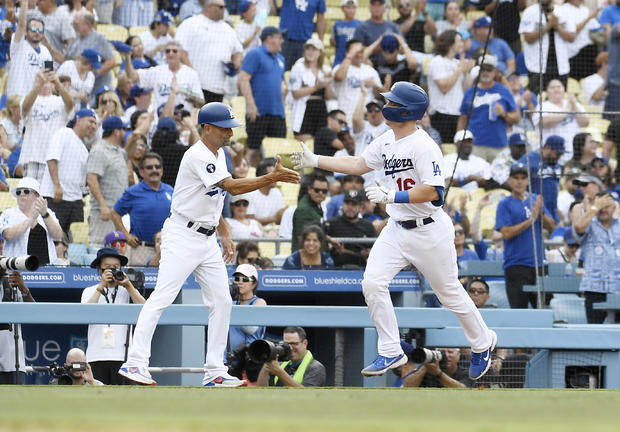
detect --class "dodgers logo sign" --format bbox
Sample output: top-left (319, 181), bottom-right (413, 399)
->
top-left (206, 163), bottom-right (216, 173)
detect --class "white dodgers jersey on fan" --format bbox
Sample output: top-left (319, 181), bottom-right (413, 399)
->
top-left (362, 127), bottom-right (445, 220)
top-left (170, 142), bottom-right (231, 225)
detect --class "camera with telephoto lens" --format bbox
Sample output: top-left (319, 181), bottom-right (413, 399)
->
top-left (49, 361), bottom-right (87, 385)
top-left (229, 282), bottom-right (239, 302)
top-left (248, 339), bottom-right (291, 363)
top-left (409, 347), bottom-right (445, 365)
top-left (226, 343), bottom-right (263, 382)
top-left (0, 255), bottom-right (40, 272)
top-left (112, 270), bottom-right (125, 281)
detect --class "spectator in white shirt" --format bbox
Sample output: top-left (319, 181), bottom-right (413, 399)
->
top-left (139, 10), bottom-right (174, 66)
top-left (56, 48), bottom-right (101, 109)
top-left (247, 158), bottom-right (287, 231)
top-left (7, 4), bottom-right (53, 98)
top-left (19, 70), bottom-right (74, 184)
top-left (37, 0), bottom-right (75, 62)
top-left (443, 129), bottom-right (492, 192)
top-left (226, 193), bottom-right (264, 239)
top-left (582, 52), bottom-right (607, 108)
top-left (236, 1), bottom-right (261, 55)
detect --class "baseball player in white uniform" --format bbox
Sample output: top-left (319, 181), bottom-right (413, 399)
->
top-left (292, 82), bottom-right (497, 380)
top-left (119, 102), bottom-right (300, 387)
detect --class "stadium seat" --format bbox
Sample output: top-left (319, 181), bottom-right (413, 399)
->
top-left (263, 137), bottom-right (299, 158)
top-left (258, 241), bottom-right (276, 258)
top-left (441, 143), bottom-right (456, 155)
top-left (265, 16), bottom-right (280, 27)
top-left (589, 117), bottom-right (610, 134)
top-left (566, 78), bottom-right (581, 95)
top-left (279, 182), bottom-right (300, 207)
top-left (70, 222), bottom-right (89, 245)
top-left (550, 294), bottom-right (588, 324)
top-left (67, 243), bottom-right (87, 265)
top-left (247, 167), bottom-right (256, 178)
top-left (487, 280), bottom-right (510, 309)
top-left (82, 253), bottom-right (97, 266)
top-left (6, 178), bottom-right (19, 189)
top-left (422, 57), bottom-right (432, 76)
top-left (98, 24), bottom-right (129, 42)
top-left (128, 26), bottom-right (149, 36)
top-left (465, 10), bottom-right (486, 21)
top-left (0, 191), bottom-right (16, 211)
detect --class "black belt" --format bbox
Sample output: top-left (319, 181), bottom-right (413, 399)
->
top-left (138, 241), bottom-right (155, 247)
top-left (187, 222), bottom-right (216, 236)
top-left (397, 217), bottom-right (434, 230)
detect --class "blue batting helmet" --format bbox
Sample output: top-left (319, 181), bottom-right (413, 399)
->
top-left (198, 102), bottom-right (243, 128)
top-left (380, 82), bottom-right (429, 122)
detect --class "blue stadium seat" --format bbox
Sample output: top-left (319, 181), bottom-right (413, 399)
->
top-left (487, 280), bottom-right (510, 309)
top-left (67, 243), bottom-right (87, 265)
top-left (82, 253), bottom-right (98, 266)
top-left (550, 294), bottom-right (588, 324)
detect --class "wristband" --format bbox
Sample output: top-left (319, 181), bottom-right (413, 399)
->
top-left (436, 371), bottom-right (444, 379)
top-left (394, 190), bottom-right (410, 203)
top-left (42, 212), bottom-right (50, 218)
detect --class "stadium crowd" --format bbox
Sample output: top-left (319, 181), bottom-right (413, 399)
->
top-left (1, 0), bottom-right (620, 384)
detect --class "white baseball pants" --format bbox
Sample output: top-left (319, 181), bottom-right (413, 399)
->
top-left (125, 218), bottom-right (231, 380)
top-left (362, 210), bottom-right (492, 357)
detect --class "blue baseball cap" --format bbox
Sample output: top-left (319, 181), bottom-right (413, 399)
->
top-left (260, 26), bottom-right (287, 42)
top-left (544, 135), bottom-right (565, 153)
top-left (381, 34), bottom-right (399, 52)
top-left (130, 84), bottom-right (153, 99)
top-left (153, 10), bottom-right (172, 25)
top-left (239, 0), bottom-right (254, 14)
top-left (157, 116), bottom-right (177, 132)
top-left (74, 108), bottom-right (95, 120)
top-left (563, 229), bottom-right (577, 246)
top-left (81, 48), bottom-right (102, 70)
top-left (509, 132), bottom-right (526, 146)
top-left (509, 163), bottom-right (528, 177)
top-left (95, 85), bottom-right (111, 101)
top-left (458, 29), bottom-right (470, 40)
top-left (102, 115), bottom-right (127, 132)
top-left (157, 103), bottom-right (184, 117)
top-left (474, 16), bottom-right (492, 28)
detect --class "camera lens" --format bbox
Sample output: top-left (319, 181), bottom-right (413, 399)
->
top-left (113, 270), bottom-right (125, 281)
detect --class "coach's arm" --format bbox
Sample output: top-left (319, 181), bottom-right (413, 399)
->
top-left (215, 156), bottom-right (300, 195)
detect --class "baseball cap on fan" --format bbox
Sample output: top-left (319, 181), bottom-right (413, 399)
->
top-left (233, 263), bottom-right (258, 281)
top-left (341, 0), bottom-right (358, 5)
top-left (260, 26), bottom-right (287, 42)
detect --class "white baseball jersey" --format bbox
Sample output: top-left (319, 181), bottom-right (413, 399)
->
top-left (170, 142), bottom-right (231, 225)
top-left (362, 127), bottom-right (445, 220)
top-left (138, 64), bottom-right (202, 113)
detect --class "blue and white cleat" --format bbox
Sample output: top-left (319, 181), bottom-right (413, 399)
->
top-left (361, 353), bottom-right (408, 377)
top-left (118, 365), bottom-right (156, 386)
top-left (203, 373), bottom-right (246, 387)
top-left (469, 329), bottom-right (498, 380)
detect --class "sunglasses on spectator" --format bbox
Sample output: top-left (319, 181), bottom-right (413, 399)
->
top-left (143, 164), bottom-right (162, 170)
top-left (29, 27), bottom-right (44, 34)
top-left (232, 201), bottom-right (249, 207)
top-left (469, 287), bottom-right (488, 295)
top-left (312, 187), bottom-right (328, 194)
top-left (480, 65), bottom-right (495, 72)
top-left (15, 189), bottom-right (33, 196)
top-left (111, 241), bottom-right (126, 247)
top-left (567, 244), bottom-right (579, 249)
top-left (455, 229), bottom-right (465, 235)
top-left (234, 276), bottom-right (255, 283)
top-left (367, 107), bottom-right (381, 113)
top-left (246, 257), bottom-right (259, 264)
top-left (211, 4), bottom-right (226, 8)
top-left (166, 48), bottom-right (179, 53)
top-left (592, 161), bottom-right (606, 168)
top-left (101, 99), bottom-right (115, 104)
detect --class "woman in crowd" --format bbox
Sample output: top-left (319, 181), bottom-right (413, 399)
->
top-left (587, 157), bottom-right (619, 201)
top-left (54, 233), bottom-right (71, 266)
top-left (124, 133), bottom-right (148, 185)
top-left (434, 1), bottom-right (470, 36)
top-left (288, 38), bottom-right (334, 143)
top-left (533, 79), bottom-right (589, 165)
top-left (226, 194), bottom-right (263, 239)
top-left (0, 95), bottom-right (22, 163)
top-left (427, 30), bottom-right (474, 143)
top-left (236, 240), bottom-right (261, 266)
top-left (0, 178), bottom-right (63, 266)
top-left (151, 117), bottom-right (186, 186)
top-left (233, 157), bottom-right (250, 179)
top-left (563, 132), bottom-right (598, 173)
top-left (121, 36), bottom-right (157, 71)
top-left (282, 225), bottom-right (334, 270)
top-left (57, 49), bottom-right (99, 110)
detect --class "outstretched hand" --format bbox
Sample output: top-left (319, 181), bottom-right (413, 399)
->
top-left (291, 141), bottom-right (319, 170)
top-left (270, 155), bottom-right (301, 184)
top-left (365, 180), bottom-right (396, 204)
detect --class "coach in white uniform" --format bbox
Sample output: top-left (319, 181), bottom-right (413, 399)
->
top-left (293, 82), bottom-right (497, 380)
top-left (119, 102), bottom-right (300, 387)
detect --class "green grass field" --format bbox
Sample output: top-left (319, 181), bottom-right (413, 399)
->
top-left (2, 387), bottom-right (620, 432)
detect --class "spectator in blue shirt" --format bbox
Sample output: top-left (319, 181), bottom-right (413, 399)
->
top-left (325, 174), bottom-right (365, 219)
top-left (495, 163), bottom-right (555, 308)
top-left (279, 0), bottom-right (326, 70)
top-left (457, 54), bottom-right (519, 163)
top-left (599, 1), bottom-right (620, 37)
top-left (110, 152), bottom-right (173, 266)
top-left (573, 192), bottom-right (620, 323)
top-left (331, 0), bottom-right (361, 66)
top-left (467, 16), bottom-right (515, 75)
top-left (239, 27), bottom-right (287, 167)
top-left (282, 225), bottom-right (334, 270)
top-left (353, 0), bottom-right (401, 66)
top-left (518, 135), bottom-right (564, 224)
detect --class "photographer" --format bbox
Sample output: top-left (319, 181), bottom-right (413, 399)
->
top-left (55, 348), bottom-right (103, 386)
top-left (81, 247), bottom-right (145, 384)
top-left (402, 348), bottom-right (473, 388)
top-left (256, 327), bottom-right (326, 387)
top-left (0, 272), bottom-right (34, 384)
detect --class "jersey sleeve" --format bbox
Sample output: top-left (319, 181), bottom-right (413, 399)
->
top-left (416, 142), bottom-right (446, 187)
top-left (317, 0), bottom-right (327, 14)
top-left (518, 7), bottom-right (538, 34)
top-left (288, 63), bottom-right (304, 91)
top-left (361, 138), bottom-right (385, 171)
top-left (188, 150), bottom-right (232, 190)
top-left (113, 187), bottom-right (134, 216)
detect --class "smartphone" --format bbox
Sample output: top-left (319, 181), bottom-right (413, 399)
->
top-left (44, 60), bottom-right (54, 71)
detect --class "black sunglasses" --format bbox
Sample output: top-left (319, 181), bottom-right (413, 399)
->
top-left (312, 187), bottom-right (328, 194)
top-left (232, 200), bottom-right (249, 207)
top-left (143, 164), bottom-right (162, 170)
top-left (367, 107), bottom-right (381, 113)
top-left (211, 4), bottom-right (226, 8)
top-left (165, 49), bottom-right (179, 53)
top-left (234, 276), bottom-right (255, 283)
top-left (15, 189), bottom-right (33, 196)
top-left (480, 64), bottom-right (495, 72)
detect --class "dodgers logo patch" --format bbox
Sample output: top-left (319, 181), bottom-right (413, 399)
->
top-left (206, 163), bottom-right (216, 173)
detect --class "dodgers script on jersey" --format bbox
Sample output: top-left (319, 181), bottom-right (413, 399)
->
top-left (362, 127), bottom-right (445, 219)
top-left (170, 142), bottom-right (231, 225)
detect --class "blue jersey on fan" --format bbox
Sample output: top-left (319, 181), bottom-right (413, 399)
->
top-left (332, 19), bottom-right (361, 66)
top-left (518, 151), bottom-right (562, 224)
top-left (460, 82), bottom-right (517, 149)
top-left (280, 0), bottom-right (326, 41)
top-left (495, 193), bottom-right (550, 269)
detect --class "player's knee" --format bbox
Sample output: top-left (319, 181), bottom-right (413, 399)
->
top-left (362, 279), bottom-right (387, 301)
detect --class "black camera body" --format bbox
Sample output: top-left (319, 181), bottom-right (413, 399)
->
top-left (49, 361), bottom-right (87, 385)
top-left (248, 339), bottom-right (291, 363)
top-left (112, 270), bottom-right (125, 281)
top-left (409, 347), bottom-right (447, 370)
top-left (226, 343), bottom-right (263, 382)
